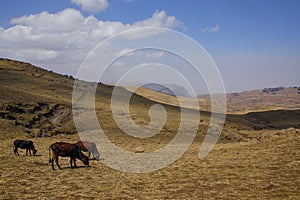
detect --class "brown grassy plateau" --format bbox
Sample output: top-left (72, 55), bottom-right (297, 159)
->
top-left (0, 58), bottom-right (299, 199)
top-left (128, 86), bottom-right (300, 114)
top-left (199, 88), bottom-right (300, 114)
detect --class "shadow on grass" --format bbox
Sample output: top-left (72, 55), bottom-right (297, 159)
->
top-left (59, 165), bottom-right (91, 170)
top-left (14, 154), bottom-right (43, 157)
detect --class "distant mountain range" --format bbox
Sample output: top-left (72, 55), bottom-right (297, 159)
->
top-left (197, 87), bottom-right (300, 114)
top-left (130, 84), bottom-right (300, 114)
top-left (142, 83), bottom-right (190, 97)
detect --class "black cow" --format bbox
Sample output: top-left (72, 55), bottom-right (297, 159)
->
top-left (49, 142), bottom-right (89, 170)
top-left (13, 139), bottom-right (37, 156)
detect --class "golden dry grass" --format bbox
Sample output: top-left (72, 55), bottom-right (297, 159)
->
top-left (0, 129), bottom-right (299, 199)
top-left (1, 58), bottom-right (300, 199)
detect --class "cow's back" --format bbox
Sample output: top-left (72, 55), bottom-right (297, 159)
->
top-left (50, 142), bottom-right (77, 157)
top-left (14, 139), bottom-right (33, 149)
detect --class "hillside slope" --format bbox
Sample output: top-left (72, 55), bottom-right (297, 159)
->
top-left (0, 58), bottom-right (209, 140)
top-left (1, 58), bottom-right (299, 141)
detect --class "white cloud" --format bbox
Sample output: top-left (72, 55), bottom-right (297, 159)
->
top-left (133, 10), bottom-right (182, 29)
top-left (115, 49), bottom-right (166, 58)
top-left (201, 24), bottom-right (220, 33)
top-left (0, 9), bottom-right (182, 75)
top-left (146, 51), bottom-right (165, 58)
top-left (71, 0), bottom-right (108, 13)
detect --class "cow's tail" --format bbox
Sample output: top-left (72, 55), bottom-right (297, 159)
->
top-left (48, 146), bottom-right (53, 163)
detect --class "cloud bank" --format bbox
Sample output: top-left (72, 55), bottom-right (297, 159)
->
top-left (0, 9), bottom-right (182, 75)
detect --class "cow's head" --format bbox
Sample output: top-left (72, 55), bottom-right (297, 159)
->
top-left (82, 156), bottom-right (89, 166)
top-left (33, 149), bottom-right (37, 156)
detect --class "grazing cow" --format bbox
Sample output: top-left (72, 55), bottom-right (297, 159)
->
top-left (13, 139), bottom-right (37, 156)
top-left (75, 141), bottom-right (100, 161)
top-left (49, 142), bottom-right (89, 170)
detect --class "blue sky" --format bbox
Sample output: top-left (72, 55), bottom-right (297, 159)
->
top-left (0, 0), bottom-right (299, 93)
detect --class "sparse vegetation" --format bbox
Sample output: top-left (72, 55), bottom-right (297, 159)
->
top-left (262, 86), bottom-right (285, 94)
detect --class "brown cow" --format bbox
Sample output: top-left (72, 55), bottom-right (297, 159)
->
top-left (75, 141), bottom-right (100, 161)
top-left (49, 142), bottom-right (89, 170)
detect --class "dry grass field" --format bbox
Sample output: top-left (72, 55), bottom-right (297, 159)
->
top-left (0, 129), bottom-right (299, 199)
top-left (0, 58), bottom-right (300, 199)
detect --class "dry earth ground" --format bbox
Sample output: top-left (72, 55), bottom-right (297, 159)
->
top-left (0, 130), bottom-right (299, 199)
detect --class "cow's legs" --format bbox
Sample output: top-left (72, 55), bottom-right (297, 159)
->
top-left (73, 158), bottom-right (77, 168)
top-left (14, 147), bottom-right (19, 156)
top-left (55, 155), bottom-right (62, 170)
top-left (69, 157), bottom-right (77, 168)
top-left (70, 157), bottom-right (74, 168)
top-left (26, 149), bottom-right (32, 156)
top-left (51, 158), bottom-right (55, 170)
